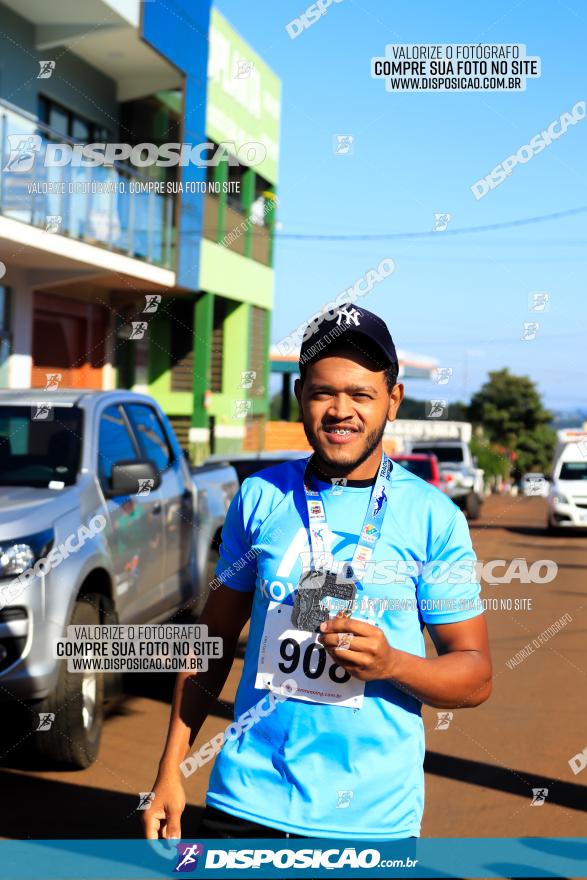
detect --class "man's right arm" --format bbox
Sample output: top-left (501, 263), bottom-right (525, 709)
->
top-left (143, 584), bottom-right (254, 840)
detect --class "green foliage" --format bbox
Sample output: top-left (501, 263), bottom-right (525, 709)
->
top-left (470, 434), bottom-right (510, 480)
top-left (468, 368), bottom-right (555, 475)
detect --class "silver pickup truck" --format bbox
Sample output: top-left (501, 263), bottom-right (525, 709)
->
top-left (0, 389), bottom-right (237, 767)
top-left (407, 439), bottom-right (484, 520)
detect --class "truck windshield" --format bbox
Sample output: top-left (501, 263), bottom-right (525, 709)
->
top-left (0, 406), bottom-right (82, 487)
top-left (415, 446), bottom-right (464, 464)
top-left (559, 462), bottom-right (587, 481)
top-left (394, 458), bottom-right (433, 480)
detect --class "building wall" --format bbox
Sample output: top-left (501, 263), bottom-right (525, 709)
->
top-left (0, 3), bottom-right (118, 127)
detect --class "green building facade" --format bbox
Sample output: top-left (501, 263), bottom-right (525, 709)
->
top-left (144, 9), bottom-right (280, 461)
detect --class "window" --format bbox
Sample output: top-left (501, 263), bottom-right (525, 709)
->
top-left (125, 404), bottom-right (172, 473)
top-left (0, 405), bottom-right (82, 488)
top-left (39, 96), bottom-right (110, 143)
top-left (559, 462), bottom-right (587, 481)
top-left (226, 162), bottom-right (244, 212)
top-left (170, 299), bottom-right (194, 392)
top-left (210, 298), bottom-right (229, 393)
top-left (394, 458), bottom-right (433, 481)
top-left (0, 288), bottom-right (10, 386)
top-left (415, 446), bottom-right (464, 463)
top-left (98, 405), bottom-right (137, 487)
top-left (248, 306), bottom-right (267, 398)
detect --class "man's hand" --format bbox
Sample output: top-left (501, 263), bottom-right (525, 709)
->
top-left (318, 614), bottom-right (398, 681)
top-left (142, 767), bottom-right (186, 840)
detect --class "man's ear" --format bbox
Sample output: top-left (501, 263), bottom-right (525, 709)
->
top-left (294, 377), bottom-right (302, 405)
top-left (387, 383), bottom-right (404, 421)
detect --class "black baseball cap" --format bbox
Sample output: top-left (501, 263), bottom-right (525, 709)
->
top-left (299, 305), bottom-right (398, 371)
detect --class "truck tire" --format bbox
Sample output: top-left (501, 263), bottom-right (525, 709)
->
top-left (31, 594), bottom-right (104, 769)
top-left (465, 492), bottom-right (481, 520)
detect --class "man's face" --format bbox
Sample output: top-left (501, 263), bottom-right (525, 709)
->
top-left (295, 345), bottom-right (403, 474)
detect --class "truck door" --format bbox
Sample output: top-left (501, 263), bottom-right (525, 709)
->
top-left (97, 404), bottom-right (165, 622)
top-left (124, 403), bottom-right (193, 613)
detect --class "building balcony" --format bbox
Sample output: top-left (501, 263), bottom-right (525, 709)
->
top-left (0, 99), bottom-right (176, 269)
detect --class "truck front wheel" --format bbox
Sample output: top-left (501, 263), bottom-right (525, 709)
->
top-left (31, 593), bottom-right (104, 769)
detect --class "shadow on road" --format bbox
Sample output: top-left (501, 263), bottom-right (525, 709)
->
top-left (0, 768), bottom-right (204, 839)
top-left (425, 751), bottom-right (587, 812)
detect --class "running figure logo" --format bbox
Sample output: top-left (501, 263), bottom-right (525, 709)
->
top-left (174, 843), bottom-right (204, 872)
top-left (371, 485), bottom-right (387, 517)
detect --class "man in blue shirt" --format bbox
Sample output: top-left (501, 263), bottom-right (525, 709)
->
top-left (145, 307), bottom-right (492, 842)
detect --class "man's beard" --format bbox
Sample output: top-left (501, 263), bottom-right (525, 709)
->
top-left (302, 418), bottom-right (387, 477)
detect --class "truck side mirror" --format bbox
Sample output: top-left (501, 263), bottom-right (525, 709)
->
top-left (107, 459), bottom-right (161, 496)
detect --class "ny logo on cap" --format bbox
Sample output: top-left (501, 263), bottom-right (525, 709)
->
top-left (335, 307), bottom-right (361, 327)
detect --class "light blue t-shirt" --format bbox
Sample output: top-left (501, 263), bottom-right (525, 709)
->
top-left (206, 457), bottom-right (482, 840)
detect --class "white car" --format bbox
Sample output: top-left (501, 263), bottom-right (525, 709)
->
top-left (520, 473), bottom-right (549, 497)
top-left (547, 460), bottom-right (587, 531)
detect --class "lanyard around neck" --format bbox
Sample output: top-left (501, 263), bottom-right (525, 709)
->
top-left (303, 453), bottom-right (392, 571)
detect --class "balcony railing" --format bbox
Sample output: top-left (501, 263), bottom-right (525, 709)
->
top-left (0, 100), bottom-right (176, 269)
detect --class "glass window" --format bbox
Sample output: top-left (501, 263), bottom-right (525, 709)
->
top-left (125, 404), bottom-right (171, 473)
top-left (98, 405), bottom-right (137, 486)
top-left (0, 406), bottom-right (82, 487)
top-left (48, 106), bottom-right (69, 137)
top-left (72, 117), bottom-right (90, 142)
top-left (559, 462), bottom-right (587, 481)
top-left (415, 446), bottom-right (464, 463)
top-left (394, 458), bottom-right (433, 480)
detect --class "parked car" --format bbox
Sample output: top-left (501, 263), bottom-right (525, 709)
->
top-left (520, 472), bottom-right (549, 497)
top-left (0, 389), bottom-right (237, 767)
top-left (391, 453), bottom-right (444, 490)
top-left (547, 437), bottom-right (587, 532)
top-left (206, 450), bottom-right (309, 486)
top-left (407, 439), bottom-right (484, 520)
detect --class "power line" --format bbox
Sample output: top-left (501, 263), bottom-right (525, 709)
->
top-left (268, 205), bottom-right (587, 241)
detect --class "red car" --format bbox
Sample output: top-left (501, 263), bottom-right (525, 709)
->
top-left (392, 453), bottom-right (445, 490)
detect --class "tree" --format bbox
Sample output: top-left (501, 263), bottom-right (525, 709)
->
top-left (468, 369), bottom-right (555, 476)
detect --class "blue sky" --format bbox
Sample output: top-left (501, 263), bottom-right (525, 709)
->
top-left (216, 0), bottom-right (587, 410)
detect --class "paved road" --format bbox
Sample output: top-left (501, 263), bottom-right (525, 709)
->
top-left (1, 496), bottom-right (585, 841)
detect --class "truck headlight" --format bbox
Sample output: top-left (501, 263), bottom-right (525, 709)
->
top-left (0, 530), bottom-right (54, 578)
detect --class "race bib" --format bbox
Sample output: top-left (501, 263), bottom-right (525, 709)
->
top-left (255, 601), bottom-right (365, 709)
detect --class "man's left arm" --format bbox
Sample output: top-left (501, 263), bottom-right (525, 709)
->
top-left (319, 613), bottom-right (492, 708)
